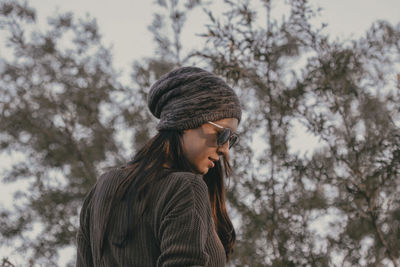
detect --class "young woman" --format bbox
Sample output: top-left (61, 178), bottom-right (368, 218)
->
top-left (76, 66), bottom-right (242, 266)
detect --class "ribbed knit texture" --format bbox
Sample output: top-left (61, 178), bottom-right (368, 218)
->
top-left (147, 66), bottom-right (242, 131)
top-left (76, 169), bottom-right (226, 267)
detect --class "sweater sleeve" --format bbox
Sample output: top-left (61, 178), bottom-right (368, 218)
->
top-left (76, 185), bottom-right (96, 267)
top-left (156, 173), bottom-right (211, 267)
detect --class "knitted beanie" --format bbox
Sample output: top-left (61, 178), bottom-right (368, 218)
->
top-left (147, 66), bottom-right (242, 131)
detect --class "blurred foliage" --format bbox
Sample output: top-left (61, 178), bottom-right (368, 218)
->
top-left (0, 0), bottom-right (126, 265)
top-left (0, 0), bottom-right (399, 266)
top-left (197, 0), bottom-right (400, 266)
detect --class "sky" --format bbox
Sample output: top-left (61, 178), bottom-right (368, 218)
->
top-left (25, 0), bottom-right (400, 83)
top-left (1, 0), bottom-right (400, 265)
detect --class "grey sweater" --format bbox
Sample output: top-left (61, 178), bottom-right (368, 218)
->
top-left (76, 169), bottom-right (226, 266)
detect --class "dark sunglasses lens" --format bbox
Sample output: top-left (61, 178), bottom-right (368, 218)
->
top-left (229, 134), bottom-right (238, 148)
top-left (218, 129), bottom-right (231, 146)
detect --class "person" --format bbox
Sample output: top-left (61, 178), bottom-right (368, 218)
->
top-left (76, 66), bottom-right (242, 266)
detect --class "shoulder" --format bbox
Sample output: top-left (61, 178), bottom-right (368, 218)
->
top-left (164, 171), bottom-right (206, 187)
top-left (98, 167), bottom-right (131, 182)
top-left (151, 171), bottom-right (210, 217)
top-left (158, 171), bottom-right (208, 197)
top-left (95, 167), bottom-right (131, 190)
top-left (86, 167), bottom-right (132, 207)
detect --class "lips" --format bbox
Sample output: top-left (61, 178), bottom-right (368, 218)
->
top-left (209, 160), bottom-right (215, 168)
top-left (208, 157), bottom-right (218, 168)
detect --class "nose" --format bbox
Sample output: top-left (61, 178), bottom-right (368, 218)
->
top-left (217, 141), bottom-right (229, 157)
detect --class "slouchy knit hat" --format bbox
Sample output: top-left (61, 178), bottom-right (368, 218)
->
top-left (147, 66), bottom-right (242, 131)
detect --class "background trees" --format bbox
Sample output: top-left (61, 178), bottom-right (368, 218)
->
top-left (0, 1), bottom-right (125, 265)
top-left (1, 0), bottom-right (399, 266)
top-left (200, 1), bottom-right (399, 266)
top-left (199, 1), bottom-right (399, 266)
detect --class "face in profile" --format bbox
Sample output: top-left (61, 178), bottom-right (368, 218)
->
top-left (181, 118), bottom-right (238, 175)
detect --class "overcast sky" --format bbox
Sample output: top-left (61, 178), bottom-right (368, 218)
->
top-left (1, 0), bottom-right (399, 265)
top-left (26, 0), bottom-right (400, 82)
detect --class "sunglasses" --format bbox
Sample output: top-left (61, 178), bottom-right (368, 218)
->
top-left (207, 121), bottom-right (239, 149)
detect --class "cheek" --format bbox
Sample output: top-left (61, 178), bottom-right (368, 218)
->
top-left (184, 140), bottom-right (206, 163)
top-left (182, 134), bottom-right (210, 167)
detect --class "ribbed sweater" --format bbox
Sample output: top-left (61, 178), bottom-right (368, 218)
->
top-left (76, 168), bottom-right (226, 266)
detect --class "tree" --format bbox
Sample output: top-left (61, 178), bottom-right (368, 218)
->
top-left (198, 0), bottom-right (400, 266)
top-left (298, 20), bottom-right (400, 266)
top-left (125, 0), bottom-right (203, 150)
top-left (0, 1), bottom-right (125, 265)
top-left (0, 0), bottom-right (202, 265)
top-left (1, 0), bottom-right (399, 266)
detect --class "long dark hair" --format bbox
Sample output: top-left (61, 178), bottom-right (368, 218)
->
top-left (101, 129), bottom-right (236, 260)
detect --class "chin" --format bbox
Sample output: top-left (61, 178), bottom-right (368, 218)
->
top-left (196, 166), bottom-right (209, 175)
top-left (201, 169), bottom-right (209, 175)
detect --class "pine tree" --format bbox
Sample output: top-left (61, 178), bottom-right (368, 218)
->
top-left (1, 0), bottom-right (399, 266)
top-left (197, 0), bottom-right (400, 266)
top-left (0, 1), bottom-right (124, 265)
top-left (297, 20), bottom-right (400, 266)
top-left (0, 0), bottom-right (201, 265)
